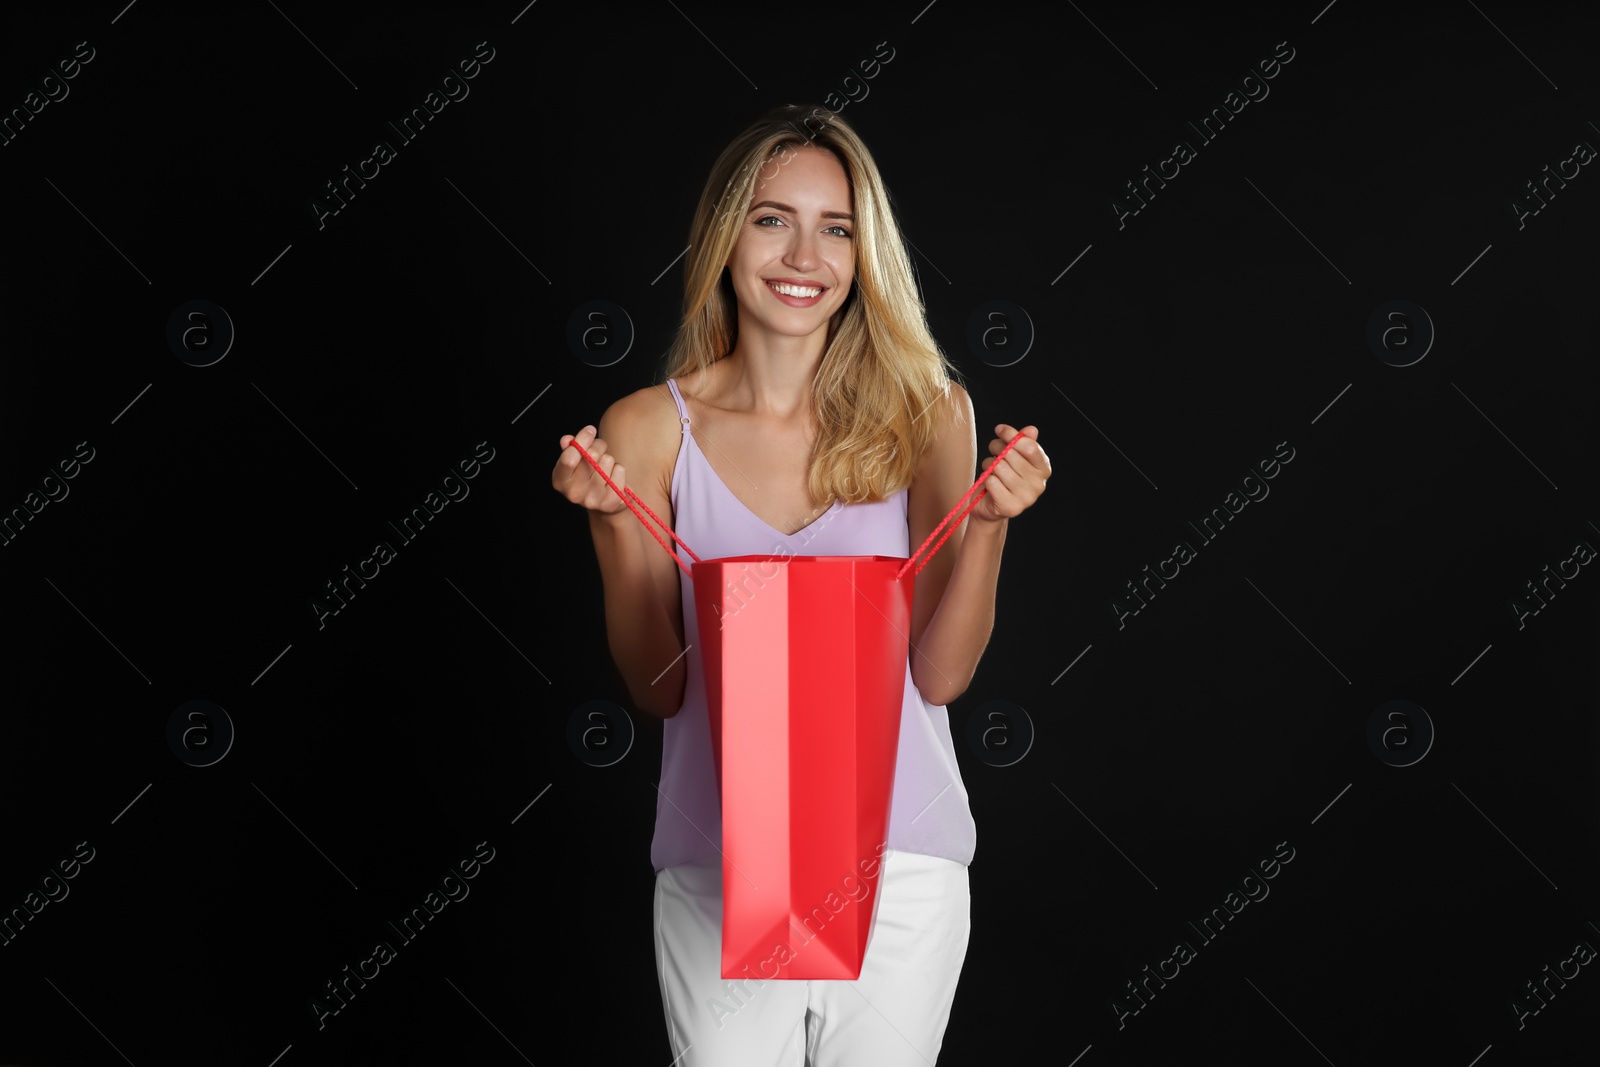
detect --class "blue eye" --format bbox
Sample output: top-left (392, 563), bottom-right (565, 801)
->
top-left (752, 216), bottom-right (851, 237)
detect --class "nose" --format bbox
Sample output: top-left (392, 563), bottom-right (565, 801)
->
top-left (783, 228), bottom-right (819, 272)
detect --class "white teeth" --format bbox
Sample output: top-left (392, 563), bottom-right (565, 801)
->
top-left (768, 281), bottom-right (823, 298)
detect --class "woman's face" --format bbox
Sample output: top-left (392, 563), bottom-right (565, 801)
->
top-left (725, 145), bottom-right (856, 343)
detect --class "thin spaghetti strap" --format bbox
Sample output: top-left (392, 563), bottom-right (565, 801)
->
top-left (664, 378), bottom-right (690, 433)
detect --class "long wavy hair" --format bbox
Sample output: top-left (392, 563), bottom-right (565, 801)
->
top-left (659, 104), bottom-right (962, 506)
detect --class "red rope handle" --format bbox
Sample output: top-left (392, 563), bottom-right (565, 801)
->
top-left (568, 440), bottom-right (702, 578)
top-left (895, 433), bottom-right (1025, 581)
top-left (568, 428), bottom-right (1025, 583)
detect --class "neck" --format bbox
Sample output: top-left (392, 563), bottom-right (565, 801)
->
top-left (720, 319), bottom-right (832, 420)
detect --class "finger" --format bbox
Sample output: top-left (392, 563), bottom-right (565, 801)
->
top-left (1000, 431), bottom-right (1045, 469)
top-left (583, 454), bottom-right (615, 495)
top-left (979, 453), bottom-right (1014, 489)
top-left (993, 428), bottom-right (1027, 459)
top-left (997, 454), bottom-right (1038, 496)
top-left (604, 462), bottom-right (626, 503)
top-left (570, 437), bottom-right (607, 476)
top-left (564, 433), bottom-right (605, 473)
top-left (979, 470), bottom-right (1015, 511)
top-left (1008, 435), bottom-right (1044, 469)
top-left (562, 439), bottom-right (591, 471)
top-left (996, 424), bottom-right (1038, 445)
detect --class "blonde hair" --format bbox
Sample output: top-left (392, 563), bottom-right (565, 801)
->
top-left (660, 104), bottom-right (963, 506)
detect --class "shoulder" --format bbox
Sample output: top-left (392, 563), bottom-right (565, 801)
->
top-left (941, 381), bottom-right (974, 431)
top-left (598, 382), bottom-right (685, 501)
top-left (601, 381), bottom-right (682, 430)
top-left (907, 381), bottom-right (976, 519)
top-left (916, 381), bottom-right (975, 470)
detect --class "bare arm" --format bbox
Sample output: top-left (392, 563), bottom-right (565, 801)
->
top-left (907, 383), bottom-right (1002, 707)
top-left (908, 386), bottom-right (1050, 705)
top-left (588, 510), bottom-right (688, 719)
top-left (559, 391), bottom-right (687, 719)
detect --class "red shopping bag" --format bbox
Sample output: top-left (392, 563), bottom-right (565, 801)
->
top-left (571, 430), bottom-right (1021, 979)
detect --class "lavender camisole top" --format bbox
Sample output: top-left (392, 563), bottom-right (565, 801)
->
top-left (649, 377), bottom-right (978, 873)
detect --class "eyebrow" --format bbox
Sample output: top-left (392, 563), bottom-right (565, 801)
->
top-left (748, 200), bottom-right (854, 222)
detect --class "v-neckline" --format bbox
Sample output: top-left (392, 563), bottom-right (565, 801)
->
top-left (683, 425), bottom-right (840, 539)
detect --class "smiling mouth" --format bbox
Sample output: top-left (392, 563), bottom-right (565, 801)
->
top-left (766, 281), bottom-right (826, 298)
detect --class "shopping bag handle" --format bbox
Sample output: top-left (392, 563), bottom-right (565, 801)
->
top-left (566, 431), bottom-right (1025, 582)
top-left (566, 440), bottom-right (704, 578)
top-left (897, 431), bottom-right (1024, 580)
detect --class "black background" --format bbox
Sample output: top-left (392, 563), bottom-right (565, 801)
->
top-left (2, 1), bottom-right (1597, 1064)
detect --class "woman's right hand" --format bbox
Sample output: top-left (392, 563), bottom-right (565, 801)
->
top-left (553, 424), bottom-right (629, 515)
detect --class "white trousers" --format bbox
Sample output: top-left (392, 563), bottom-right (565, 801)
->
top-left (653, 848), bottom-right (971, 1067)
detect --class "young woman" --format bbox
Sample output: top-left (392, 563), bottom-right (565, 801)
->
top-left (552, 104), bottom-right (1050, 1066)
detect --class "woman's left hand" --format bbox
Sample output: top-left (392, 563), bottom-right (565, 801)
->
top-left (969, 424), bottom-right (1050, 523)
